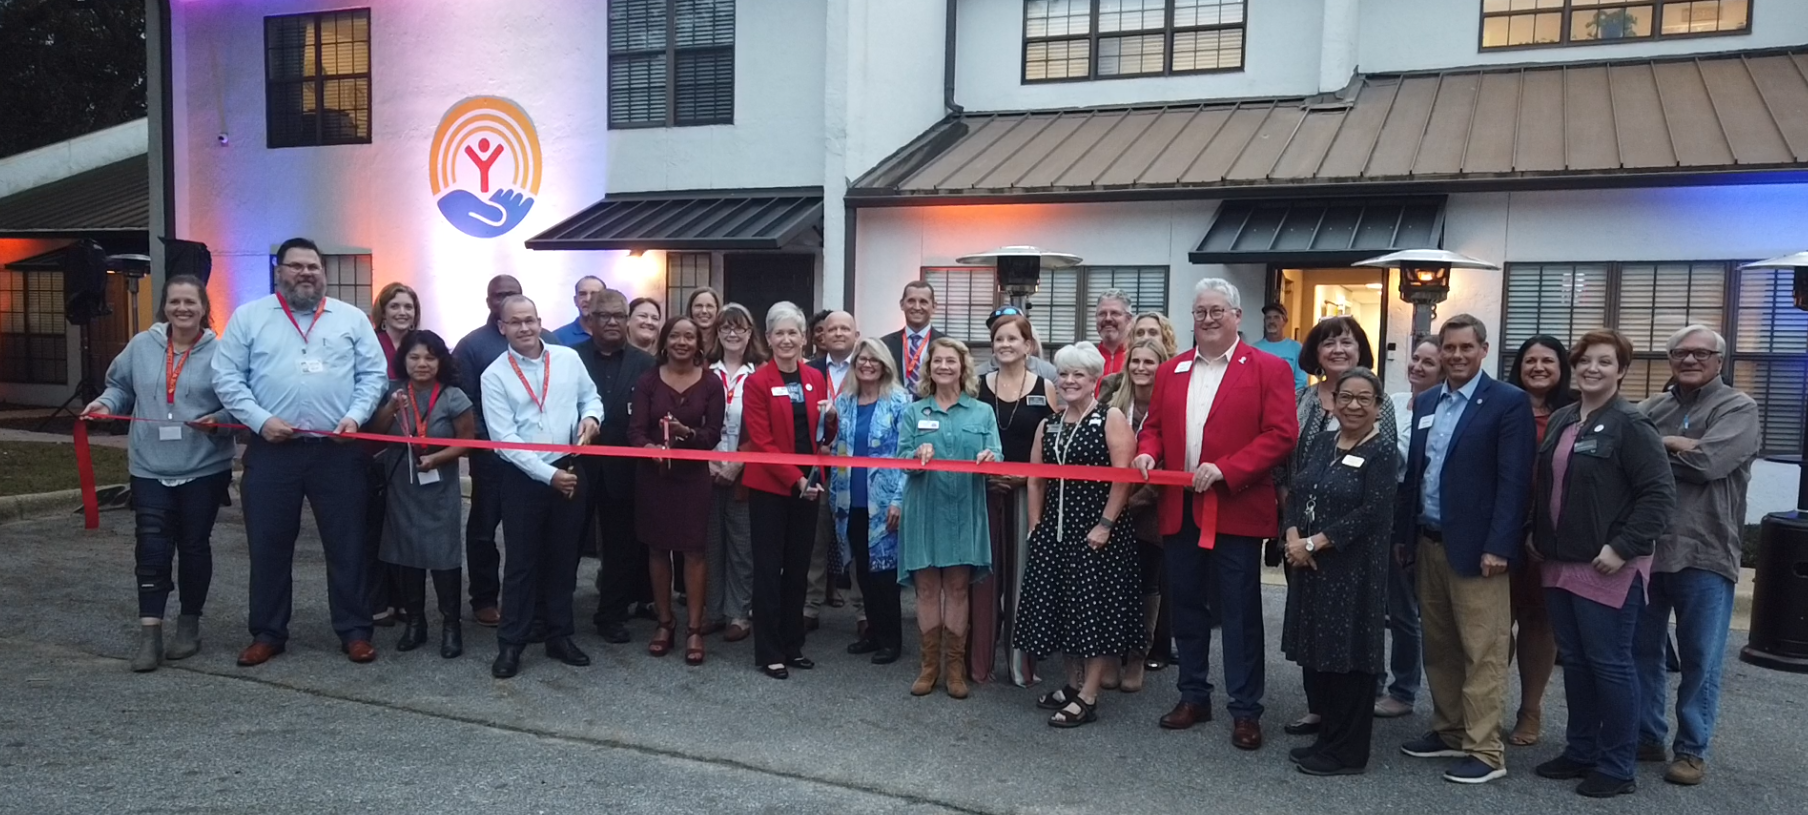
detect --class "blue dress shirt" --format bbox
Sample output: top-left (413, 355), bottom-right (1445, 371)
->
top-left (210, 294), bottom-right (388, 434)
top-left (1420, 374), bottom-right (1482, 529)
top-left (480, 342), bottom-right (603, 484)
top-left (550, 318), bottom-right (588, 347)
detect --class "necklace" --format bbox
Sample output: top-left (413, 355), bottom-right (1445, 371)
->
top-left (991, 367), bottom-right (1028, 430)
top-left (1051, 397), bottom-right (1097, 540)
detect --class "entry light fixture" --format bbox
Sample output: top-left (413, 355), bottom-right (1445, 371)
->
top-left (954, 245), bottom-right (1083, 307)
top-left (1740, 252), bottom-right (1808, 312)
top-left (1356, 249), bottom-right (1500, 343)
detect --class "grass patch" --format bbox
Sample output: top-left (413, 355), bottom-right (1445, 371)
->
top-left (0, 441), bottom-right (130, 497)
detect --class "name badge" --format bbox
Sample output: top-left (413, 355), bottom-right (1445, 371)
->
top-left (158, 425), bottom-right (183, 442)
top-left (918, 419), bottom-right (940, 431)
top-left (1573, 437), bottom-right (1600, 455)
top-left (417, 468), bottom-right (442, 485)
top-left (1341, 454), bottom-right (1366, 468)
top-left (299, 359), bottom-right (325, 374)
top-left (771, 386), bottom-right (789, 397)
top-left (1026, 395), bottom-right (1048, 407)
top-left (1175, 360), bottom-right (1194, 373)
top-left (1417, 415), bottom-right (1434, 430)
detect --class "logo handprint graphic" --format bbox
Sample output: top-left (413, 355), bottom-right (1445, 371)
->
top-left (428, 97), bottom-right (542, 239)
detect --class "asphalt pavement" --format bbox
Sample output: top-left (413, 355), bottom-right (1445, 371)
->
top-left (2, 504), bottom-right (1806, 814)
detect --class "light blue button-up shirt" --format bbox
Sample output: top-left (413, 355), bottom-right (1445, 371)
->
top-left (480, 342), bottom-right (603, 484)
top-left (211, 294), bottom-right (388, 435)
top-left (1420, 374), bottom-right (1481, 529)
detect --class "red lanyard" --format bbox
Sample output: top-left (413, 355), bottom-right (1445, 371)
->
top-left (407, 383), bottom-right (442, 438)
top-left (277, 294), bottom-right (324, 345)
top-left (507, 351), bottom-right (552, 413)
top-left (718, 368), bottom-right (748, 404)
top-left (903, 332), bottom-right (926, 380)
top-left (824, 360), bottom-right (843, 403)
top-left (164, 340), bottom-right (191, 412)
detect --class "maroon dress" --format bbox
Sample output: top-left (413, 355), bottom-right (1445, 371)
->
top-left (628, 368), bottom-right (726, 553)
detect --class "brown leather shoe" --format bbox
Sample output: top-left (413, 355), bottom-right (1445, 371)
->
top-left (236, 641), bottom-right (284, 667)
top-left (343, 640), bottom-right (378, 664)
top-left (1232, 718), bottom-right (1264, 750)
top-left (1159, 701), bottom-right (1211, 730)
top-left (474, 607), bottom-right (501, 627)
top-left (724, 621), bottom-right (751, 642)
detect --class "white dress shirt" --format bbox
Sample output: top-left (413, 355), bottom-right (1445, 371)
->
top-left (480, 342), bottom-right (603, 484)
top-left (1183, 342), bottom-right (1238, 471)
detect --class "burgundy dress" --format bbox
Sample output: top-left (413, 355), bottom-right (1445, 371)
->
top-left (629, 368), bottom-right (726, 553)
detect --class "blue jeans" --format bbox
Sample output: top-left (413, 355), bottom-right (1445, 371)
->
top-left (1635, 568), bottom-right (1735, 760)
top-left (1546, 577), bottom-right (1645, 782)
top-left (1382, 550), bottom-right (1422, 703)
top-left (131, 473), bottom-right (230, 618)
top-left (1165, 510), bottom-right (1265, 720)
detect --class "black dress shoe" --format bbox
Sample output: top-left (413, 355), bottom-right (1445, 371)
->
top-left (786, 656), bottom-right (815, 670)
top-left (546, 636), bottom-right (592, 667)
top-left (527, 621), bottom-right (550, 644)
top-left (396, 616), bottom-right (429, 652)
top-left (760, 664), bottom-right (790, 680)
top-left (492, 645), bottom-right (523, 678)
top-left (872, 646), bottom-right (901, 665)
top-left (847, 638), bottom-right (880, 655)
top-left (1284, 717), bottom-right (1322, 736)
top-left (596, 622), bottom-right (631, 644)
top-left (440, 620), bottom-right (463, 659)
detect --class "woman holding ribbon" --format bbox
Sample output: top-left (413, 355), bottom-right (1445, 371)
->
top-left (829, 337), bottom-right (911, 665)
top-left (705, 302), bottom-right (765, 642)
top-left (363, 329), bottom-right (474, 658)
top-left (630, 316), bottom-right (726, 666)
top-left (83, 274), bottom-right (236, 672)
top-left (1013, 342), bottom-right (1143, 726)
top-left (1106, 338), bottom-right (1174, 691)
top-left (897, 337), bottom-right (1002, 699)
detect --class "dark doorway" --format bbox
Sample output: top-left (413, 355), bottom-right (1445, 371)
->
top-left (723, 253), bottom-right (814, 329)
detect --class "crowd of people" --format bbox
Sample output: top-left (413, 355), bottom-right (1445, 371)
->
top-left (84, 236), bottom-right (1760, 795)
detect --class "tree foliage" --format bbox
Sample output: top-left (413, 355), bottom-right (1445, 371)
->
top-left (0, 0), bottom-right (147, 158)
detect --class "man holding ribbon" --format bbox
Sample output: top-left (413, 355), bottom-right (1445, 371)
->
top-left (1131, 277), bottom-right (1297, 751)
top-left (211, 237), bottom-right (389, 667)
top-left (481, 295), bottom-right (603, 679)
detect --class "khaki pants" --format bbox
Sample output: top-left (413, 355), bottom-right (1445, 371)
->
top-left (805, 498), bottom-right (864, 620)
top-left (1417, 536), bottom-right (1512, 770)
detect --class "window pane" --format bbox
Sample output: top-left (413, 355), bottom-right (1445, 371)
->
top-left (1173, 27), bottom-right (1242, 71)
top-left (1097, 33), bottom-right (1165, 76)
top-left (921, 268), bottom-right (996, 346)
top-left (609, 53), bottom-right (667, 125)
top-left (1621, 357), bottom-right (1670, 403)
top-left (1662, 0), bottom-right (1749, 34)
top-left (1025, 38), bottom-right (1090, 81)
top-left (1616, 262), bottom-right (1726, 354)
top-left (675, 47), bottom-right (734, 125)
top-left (666, 252), bottom-right (712, 317)
top-left (1099, 0), bottom-right (1165, 33)
top-left (1571, 5), bottom-right (1653, 40)
top-left (676, 0), bottom-right (735, 47)
top-left (1027, 268), bottom-right (1082, 346)
top-left (1174, 0), bottom-right (1245, 27)
top-left (1082, 267), bottom-right (1168, 343)
top-left (1732, 359), bottom-right (1807, 456)
top-left (1499, 263), bottom-right (1611, 377)
top-left (1482, 15), bottom-right (1512, 47)
top-left (609, 0), bottom-right (669, 52)
top-left (1025, 0), bottom-right (1092, 39)
top-left (1736, 268), bottom-right (1808, 355)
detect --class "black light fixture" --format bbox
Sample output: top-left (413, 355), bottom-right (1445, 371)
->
top-left (1356, 249), bottom-right (1500, 344)
top-left (954, 245), bottom-right (1083, 309)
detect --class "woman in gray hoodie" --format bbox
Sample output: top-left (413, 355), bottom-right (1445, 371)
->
top-left (82, 274), bottom-right (237, 672)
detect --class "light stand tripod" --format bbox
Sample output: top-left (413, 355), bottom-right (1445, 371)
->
top-left (37, 321), bottom-right (101, 429)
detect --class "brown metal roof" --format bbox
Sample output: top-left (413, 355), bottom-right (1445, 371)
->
top-left (526, 187), bottom-right (823, 251)
top-left (0, 154), bottom-right (148, 235)
top-left (851, 47), bottom-right (1808, 204)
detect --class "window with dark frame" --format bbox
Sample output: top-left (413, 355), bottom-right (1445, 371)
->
top-left (267, 253), bottom-right (374, 310)
top-left (1023, 0), bottom-right (1245, 83)
top-left (1499, 259), bottom-right (1805, 455)
top-left (265, 9), bottom-right (372, 148)
top-left (665, 251), bottom-right (713, 318)
top-left (0, 269), bottom-right (68, 384)
top-left (1480, 0), bottom-right (1751, 50)
top-left (609, 0), bottom-right (735, 128)
top-left (921, 265), bottom-right (1169, 350)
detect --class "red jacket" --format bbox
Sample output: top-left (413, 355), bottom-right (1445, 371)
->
top-left (741, 361), bottom-right (827, 496)
top-left (1135, 340), bottom-right (1298, 538)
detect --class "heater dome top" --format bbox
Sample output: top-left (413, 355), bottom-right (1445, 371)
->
top-left (954, 246), bottom-right (1083, 270)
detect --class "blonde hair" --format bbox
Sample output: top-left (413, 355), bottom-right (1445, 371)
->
top-left (1132, 311), bottom-right (1178, 357)
top-left (845, 337), bottom-right (902, 397)
top-left (370, 282), bottom-right (420, 330)
top-left (1109, 339), bottom-right (1172, 413)
top-left (916, 336), bottom-right (978, 398)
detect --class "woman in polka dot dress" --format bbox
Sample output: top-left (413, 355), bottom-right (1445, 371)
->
top-left (1012, 342), bottom-right (1145, 728)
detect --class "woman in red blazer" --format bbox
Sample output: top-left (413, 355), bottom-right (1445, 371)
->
top-left (741, 301), bottom-right (829, 680)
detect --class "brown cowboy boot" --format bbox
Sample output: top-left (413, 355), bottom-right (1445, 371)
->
top-left (945, 629), bottom-right (971, 699)
top-left (910, 626), bottom-right (942, 696)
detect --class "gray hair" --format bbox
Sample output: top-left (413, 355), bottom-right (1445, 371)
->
top-left (765, 300), bottom-right (807, 334)
top-left (1096, 288), bottom-right (1134, 313)
top-left (1053, 341), bottom-right (1106, 380)
top-left (1666, 324), bottom-right (1726, 354)
top-left (1192, 277), bottom-right (1242, 309)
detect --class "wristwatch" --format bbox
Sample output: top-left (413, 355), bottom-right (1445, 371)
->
top-left (1303, 537), bottom-right (1318, 554)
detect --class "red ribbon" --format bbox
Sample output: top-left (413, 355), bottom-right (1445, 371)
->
top-left (74, 420), bottom-right (99, 529)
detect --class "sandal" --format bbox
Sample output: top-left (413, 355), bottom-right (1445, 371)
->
top-left (1509, 708), bottom-right (1542, 746)
top-left (1037, 684), bottom-right (1080, 711)
top-left (1048, 696), bottom-right (1098, 728)
top-left (648, 620), bottom-right (675, 657)
top-left (684, 627), bottom-right (705, 667)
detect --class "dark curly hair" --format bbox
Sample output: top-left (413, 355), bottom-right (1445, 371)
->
top-left (1508, 334), bottom-right (1576, 410)
top-left (391, 329), bottom-right (460, 387)
top-left (1299, 316), bottom-right (1375, 378)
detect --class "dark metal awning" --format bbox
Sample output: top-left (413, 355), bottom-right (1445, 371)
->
top-left (1189, 197), bottom-right (1444, 265)
top-left (526, 187), bottom-right (823, 251)
top-left (0, 154), bottom-right (148, 237)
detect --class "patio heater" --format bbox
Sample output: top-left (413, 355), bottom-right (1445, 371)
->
top-left (1736, 252), bottom-right (1808, 673)
top-left (1356, 249), bottom-right (1501, 347)
top-left (107, 254), bottom-right (153, 336)
top-left (954, 245), bottom-right (1083, 311)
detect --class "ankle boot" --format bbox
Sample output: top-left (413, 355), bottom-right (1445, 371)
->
top-left (944, 630), bottom-right (971, 699)
top-left (441, 618), bottom-right (463, 659)
top-left (397, 612), bottom-right (430, 652)
top-left (911, 627), bottom-right (942, 696)
top-left (131, 623), bottom-right (163, 672)
top-left (166, 614), bottom-right (202, 661)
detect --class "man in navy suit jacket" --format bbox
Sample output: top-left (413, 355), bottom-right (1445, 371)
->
top-left (1394, 314), bottom-right (1535, 785)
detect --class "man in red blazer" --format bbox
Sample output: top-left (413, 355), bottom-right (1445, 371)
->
top-left (1132, 278), bottom-right (1298, 751)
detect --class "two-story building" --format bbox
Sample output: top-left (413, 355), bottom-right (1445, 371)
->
top-left (137, 0), bottom-right (1808, 452)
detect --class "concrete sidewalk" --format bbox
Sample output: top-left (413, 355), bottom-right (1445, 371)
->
top-left (3, 508), bottom-right (1806, 814)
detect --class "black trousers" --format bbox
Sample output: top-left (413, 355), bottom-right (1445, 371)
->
top-left (847, 509), bottom-right (902, 652)
top-left (464, 451), bottom-right (506, 612)
top-left (749, 489), bottom-right (816, 666)
top-left (396, 566), bottom-right (462, 621)
top-left (497, 463), bottom-right (588, 647)
top-left (1302, 668), bottom-right (1379, 769)
top-left (591, 480), bottom-right (649, 626)
top-left (131, 472), bottom-right (229, 619)
top-left (241, 438), bottom-right (370, 646)
top-left (1137, 537), bottom-right (1173, 661)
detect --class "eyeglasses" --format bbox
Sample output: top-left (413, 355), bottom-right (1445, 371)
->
top-left (855, 357), bottom-right (882, 368)
top-left (278, 261), bottom-right (323, 273)
top-left (1333, 392), bottom-right (1376, 408)
top-left (718, 325), bottom-right (750, 336)
top-left (1668, 349), bottom-right (1720, 362)
top-left (1192, 306), bottom-right (1236, 322)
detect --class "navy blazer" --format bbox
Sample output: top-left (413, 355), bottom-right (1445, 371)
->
top-left (1395, 372), bottom-right (1536, 577)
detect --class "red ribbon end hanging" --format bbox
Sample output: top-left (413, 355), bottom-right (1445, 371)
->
top-left (74, 420), bottom-right (100, 530)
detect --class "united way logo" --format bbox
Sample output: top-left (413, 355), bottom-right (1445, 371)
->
top-left (428, 96), bottom-right (542, 238)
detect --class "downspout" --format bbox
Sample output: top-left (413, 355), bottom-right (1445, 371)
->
top-left (944, 0), bottom-right (963, 116)
top-left (151, 0), bottom-right (176, 293)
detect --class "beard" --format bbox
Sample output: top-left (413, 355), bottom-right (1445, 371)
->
top-left (280, 281), bottom-right (323, 311)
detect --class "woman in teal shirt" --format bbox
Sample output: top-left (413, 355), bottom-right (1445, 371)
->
top-left (898, 337), bottom-right (1002, 701)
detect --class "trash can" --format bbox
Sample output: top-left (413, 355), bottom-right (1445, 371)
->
top-left (1741, 511), bottom-right (1808, 673)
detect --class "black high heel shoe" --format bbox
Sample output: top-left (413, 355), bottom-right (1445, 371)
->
top-left (440, 619), bottom-right (463, 659)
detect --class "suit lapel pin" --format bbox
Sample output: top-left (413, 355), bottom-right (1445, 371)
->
top-left (1237, 356), bottom-right (1246, 364)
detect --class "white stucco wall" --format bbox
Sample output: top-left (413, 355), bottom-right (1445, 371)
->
top-left (1361, 0), bottom-right (1808, 74)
